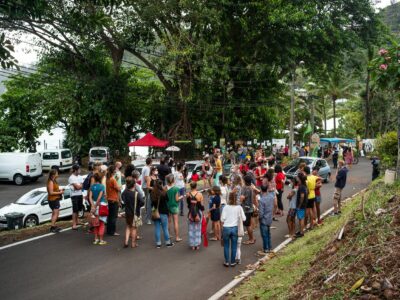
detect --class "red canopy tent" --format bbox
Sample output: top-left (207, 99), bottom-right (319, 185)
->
top-left (128, 132), bottom-right (169, 147)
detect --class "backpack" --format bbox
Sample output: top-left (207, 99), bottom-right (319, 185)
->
top-left (83, 172), bottom-right (93, 191)
top-left (188, 193), bottom-right (201, 222)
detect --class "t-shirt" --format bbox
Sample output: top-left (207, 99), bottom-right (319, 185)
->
top-left (255, 167), bottom-right (266, 186)
top-left (275, 172), bottom-right (286, 191)
top-left (289, 188), bottom-right (297, 209)
top-left (173, 171), bottom-right (185, 189)
top-left (106, 177), bottom-right (119, 201)
top-left (296, 185), bottom-right (308, 209)
top-left (114, 170), bottom-right (122, 187)
top-left (220, 185), bottom-right (229, 206)
top-left (215, 159), bottom-right (222, 172)
top-left (157, 164), bottom-right (171, 182)
top-left (91, 183), bottom-right (106, 204)
top-left (209, 195), bottom-right (221, 221)
top-left (191, 173), bottom-right (199, 182)
top-left (221, 205), bottom-right (246, 227)
top-left (241, 186), bottom-right (253, 213)
top-left (315, 178), bottom-right (322, 197)
top-left (167, 186), bottom-right (180, 214)
top-left (122, 189), bottom-right (143, 217)
top-left (68, 174), bottom-right (83, 197)
top-left (141, 165), bottom-right (151, 188)
top-left (307, 175), bottom-right (318, 199)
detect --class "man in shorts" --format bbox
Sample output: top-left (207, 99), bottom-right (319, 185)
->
top-left (69, 164), bottom-right (84, 230)
top-left (313, 167), bottom-right (323, 225)
top-left (296, 173), bottom-right (308, 237)
top-left (305, 166), bottom-right (317, 229)
top-left (333, 160), bottom-right (348, 215)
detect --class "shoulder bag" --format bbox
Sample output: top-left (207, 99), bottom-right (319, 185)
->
top-left (152, 195), bottom-right (161, 221)
top-left (133, 192), bottom-right (143, 227)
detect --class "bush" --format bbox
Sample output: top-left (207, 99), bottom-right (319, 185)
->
top-left (375, 131), bottom-right (398, 169)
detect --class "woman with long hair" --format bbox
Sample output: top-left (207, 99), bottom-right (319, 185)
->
top-left (151, 180), bottom-right (174, 248)
top-left (89, 172), bottom-right (108, 245)
top-left (47, 169), bottom-right (64, 233)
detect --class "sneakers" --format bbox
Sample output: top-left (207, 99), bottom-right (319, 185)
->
top-left (166, 243), bottom-right (175, 248)
top-left (147, 220), bottom-right (152, 225)
top-left (235, 259), bottom-right (241, 265)
top-left (93, 239), bottom-right (100, 245)
top-left (230, 262), bottom-right (237, 267)
top-left (98, 240), bottom-right (107, 245)
top-left (295, 232), bottom-right (304, 238)
top-left (223, 262), bottom-right (230, 267)
top-left (156, 245), bottom-right (161, 249)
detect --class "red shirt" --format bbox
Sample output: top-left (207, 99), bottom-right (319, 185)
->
top-left (191, 174), bottom-right (199, 182)
top-left (255, 167), bottom-right (267, 186)
top-left (240, 164), bottom-right (249, 173)
top-left (275, 172), bottom-right (286, 190)
top-left (315, 177), bottom-right (322, 196)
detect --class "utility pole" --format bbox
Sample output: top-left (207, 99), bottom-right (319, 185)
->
top-left (289, 69), bottom-right (295, 157)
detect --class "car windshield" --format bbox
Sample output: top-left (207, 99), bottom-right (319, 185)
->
top-left (186, 164), bottom-right (196, 172)
top-left (43, 152), bottom-right (59, 160)
top-left (61, 150), bottom-right (71, 159)
top-left (90, 150), bottom-right (106, 157)
top-left (288, 158), bottom-right (314, 167)
top-left (16, 191), bottom-right (46, 205)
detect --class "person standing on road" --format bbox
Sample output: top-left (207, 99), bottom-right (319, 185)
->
top-left (286, 177), bottom-right (298, 239)
top-left (296, 173), bottom-right (308, 237)
top-left (219, 175), bottom-right (230, 212)
top-left (332, 149), bottom-right (339, 169)
top-left (221, 193), bottom-right (246, 267)
top-left (173, 163), bottom-right (186, 216)
top-left (166, 174), bottom-right (183, 242)
top-left (69, 164), bottom-right (83, 230)
top-left (313, 167), bottom-right (323, 225)
top-left (47, 169), bottom-right (64, 233)
top-left (332, 160), bottom-right (348, 215)
top-left (258, 185), bottom-right (274, 254)
top-left (106, 165), bottom-right (121, 236)
top-left (209, 186), bottom-right (222, 241)
top-left (274, 165), bottom-right (286, 217)
top-left (157, 157), bottom-right (171, 185)
top-left (122, 177), bottom-right (144, 248)
top-left (141, 158), bottom-right (153, 225)
top-left (202, 155), bottom-right (212, 189)
top-left (241, 175), bottom-right (256, 245)
top-left (89, 172), bottom-right (107, 245)
top-left (115, 161), bottom-right (123, 188)
top-left (214, 153), bottom-right (223, 186)
top-left (187, 181), bottom-right (204, 250)
top-left (152, 180), bottom-right (174, 249)
top-left (345, 147), bottom-right (353, 169)
top-left (305, 166), bottom-right (317, 230)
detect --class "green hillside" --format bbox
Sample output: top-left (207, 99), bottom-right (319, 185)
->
top-left (381, 2), bottom-right (400, 36)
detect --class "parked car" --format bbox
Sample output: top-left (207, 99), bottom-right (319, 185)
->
top-left (89, 147), bottom-right (113, 165)
top-left (283, 157), bottom-right (331, 183)
top-left (0, 186), bottom-right (87, 228)
top-left (0, 152), bottom-right (42, 185)
top-left (185, 160), bottom-right (204, 182)
top-left (41, 148), bottom-right (73, 172)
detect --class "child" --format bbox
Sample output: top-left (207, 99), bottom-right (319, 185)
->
top-left (286, 177), bottom-right (298, 239)
top-left (191, 170), bottom-right (200, 183)
top-left (209, 186), bottom-right (222, 241)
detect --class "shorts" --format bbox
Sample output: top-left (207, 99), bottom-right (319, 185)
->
top-left (169, 207), bottom-right (179, 215)
top-left (333, 188), bottom-right (342, 205)
top-left (315, 195), bottom-right (322, 203)
top-left (307, 198), bottom-right (315, 209)
top-left (71, 195), bottom-right (83, 213)
top-left (125, 215), bottom-right (134, 226)
top-left (243, 212), bottom-right (253, 227)
top-left (296, 209), bottom-right (305, 220)
top-left (288, 208), bottom-right (296, 218)
top-left (48, 200), bottom-right (60, 210)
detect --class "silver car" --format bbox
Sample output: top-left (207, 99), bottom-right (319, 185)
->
top-left (283, 157), bottom-right (331, 183)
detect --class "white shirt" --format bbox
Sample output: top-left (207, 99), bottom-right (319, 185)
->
top-left (220, 185), bottom-right (229, 205)
top-left (141, 165), bottom-right (151, 188)
top-left (68, 174), bottom-right (83, 197)
top-left (173, 171), bottom-right (185, 189)
top-left (221, 205), bottom-right (246, 227)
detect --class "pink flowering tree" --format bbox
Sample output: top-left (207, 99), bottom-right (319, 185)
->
top-left (371, 42), bottom-right (400, 177)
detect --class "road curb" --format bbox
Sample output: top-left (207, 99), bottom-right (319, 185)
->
top-left (208, 188), bottom-right (368, 300)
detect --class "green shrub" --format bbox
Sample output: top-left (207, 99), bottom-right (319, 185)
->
top-left (375, 131), bottom-right (398, 169)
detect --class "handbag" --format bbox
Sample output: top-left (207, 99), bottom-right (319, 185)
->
top-left (151, 195), bottom-right (161, 221)
top-left (238, 208), bottom-right (244, 237)
top-left (133, 192), bottom-right (143, 227)
top-left (98, 202), bottom-right (109, 216)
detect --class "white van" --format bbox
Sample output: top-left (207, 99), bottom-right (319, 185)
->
top-left (89, 147), bottom-right (112, 165)
top-left (41, 148), bottom-right (73, 172)
top-left (0, 153), bottom-right (43, 185)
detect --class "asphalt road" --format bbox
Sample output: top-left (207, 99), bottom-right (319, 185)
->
top-left (0, 159), bottom-right (372, 300)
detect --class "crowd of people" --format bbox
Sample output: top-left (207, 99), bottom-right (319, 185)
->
top-left (45, 149), bottom-right (349, 267)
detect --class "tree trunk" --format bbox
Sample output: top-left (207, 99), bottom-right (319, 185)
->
top-left (332, 95), bottom-right (337, 136)
top-left (397, 101), bottom-right (400, 179)
top-left (364, 69), bottom-right (371, 138)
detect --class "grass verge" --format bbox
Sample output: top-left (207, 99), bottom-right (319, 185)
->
top-left (229, 180), bottom-right (400, 300)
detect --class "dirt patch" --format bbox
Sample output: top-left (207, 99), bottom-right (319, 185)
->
top-left (289, 192), bottom-right (400, 300)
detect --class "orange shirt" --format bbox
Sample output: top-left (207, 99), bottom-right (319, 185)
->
top-left (48, 179), bottom-right (61, 201)
top-left (215, 158), bottom-right (222, 172)
top-left (106, 177), bottom-right (119, 201)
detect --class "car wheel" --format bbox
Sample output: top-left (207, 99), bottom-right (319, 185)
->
top-left (24, 215), bottom-right (39, 227)
top-left (13, 174), bottom-right (25, 185)
top-left (78, 209), bottom-right (85, 218)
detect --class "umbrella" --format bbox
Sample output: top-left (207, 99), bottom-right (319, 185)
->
top-left (166, 145), bottom-right (180, 159)
top-left (166, 146), bottom-right (180, 151)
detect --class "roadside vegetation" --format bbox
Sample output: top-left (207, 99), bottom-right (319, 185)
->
top-left (229, 179), bottom-right (400, 300)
